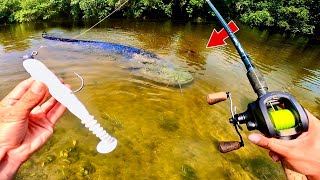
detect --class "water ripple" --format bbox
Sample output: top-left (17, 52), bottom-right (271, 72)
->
top-left (296, 68), bottom-right (320, 93)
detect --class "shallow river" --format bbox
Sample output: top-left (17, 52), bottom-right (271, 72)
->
top-left (0, 20), bottom-right (319, 179)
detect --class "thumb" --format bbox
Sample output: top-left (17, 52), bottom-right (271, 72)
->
top-left (248, 133), bottom-right (289, 156)
top-left (13, 81), bottom-right (48, 118)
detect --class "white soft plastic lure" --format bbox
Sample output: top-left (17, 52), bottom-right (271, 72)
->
top-left (23, 58), bottom-right (117, 154)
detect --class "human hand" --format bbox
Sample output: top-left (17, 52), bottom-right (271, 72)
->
top-left (0, 78), bottom-right (67, 179)
top-left (248, 110), bottom-right (320, 179)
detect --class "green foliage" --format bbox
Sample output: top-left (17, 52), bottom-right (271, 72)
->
top-left (0, 0), bottom-right (318, 35)
top-left (240, 9), bottom-right (274, 26)
top-left (70, 0), bottom-right (81, 19)
top-left (308, 0), bottom-right (320, 34)
top-left (0, 0), bottom-right (20, 23)
top-left (277, 5), bottom-right (314, 34)
top-left (237, 0), bottom-right (315, 34)
top-left (123, 0), bottom-right (173, 18)
top-left (78, 0), bottom-right (115, 19)
top-left (13, 0), bottom-right (70, 22)
top-left (185, 0), bottom-right (206, 17)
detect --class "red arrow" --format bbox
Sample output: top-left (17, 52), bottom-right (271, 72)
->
top-left (206, 21), bottom-right (239, 48)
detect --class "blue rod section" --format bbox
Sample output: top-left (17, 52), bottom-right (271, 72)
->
top-left (206, 0), bottom-right (268, 97)
top-left (206, 0), bottom-right (253, 71)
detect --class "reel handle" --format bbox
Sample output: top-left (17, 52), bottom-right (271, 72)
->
top-left (218, 141), bottom-right (242, 153)
top-left (207, 92), bottom-right (228, 105)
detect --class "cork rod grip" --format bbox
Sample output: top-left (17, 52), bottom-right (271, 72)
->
top-left (218, 141), bottom-right (241, 153)
top-left (207, 92), bottom-right (228, 105)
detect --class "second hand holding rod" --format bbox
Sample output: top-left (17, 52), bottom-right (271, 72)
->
top-left (206, 0), bottom-right (309, 178)
top-left (205, 0), bottom-right (308, 153)
top-left (206, 1), bottom-right (309, 178)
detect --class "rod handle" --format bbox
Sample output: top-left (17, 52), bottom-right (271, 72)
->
top-left (218, 141), bottom-right (241, 153)
top-left (207, 92), bottom-right (228, 105)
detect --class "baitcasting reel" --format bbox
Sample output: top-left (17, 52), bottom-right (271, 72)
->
top-left (207, 91), bottom-right (309, 153)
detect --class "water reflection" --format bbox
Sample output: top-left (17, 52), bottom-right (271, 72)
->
top-left (0, 23), bottom-right (44, 52)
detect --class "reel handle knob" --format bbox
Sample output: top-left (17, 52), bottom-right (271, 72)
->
top-left (207, 92), bottom-right (228, 105)
top-left (218, 141), bottom-right (242, 153)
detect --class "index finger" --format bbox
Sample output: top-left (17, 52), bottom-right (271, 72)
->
top-left (1, 78), bottom-right (34, 106)
top-left (248, 133), bottom-right (291, 156)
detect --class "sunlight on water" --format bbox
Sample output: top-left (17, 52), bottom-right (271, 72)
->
top-left (0, 20), bottom-right (319, 179)
top-left (298, 69), bottom-right (320, 94)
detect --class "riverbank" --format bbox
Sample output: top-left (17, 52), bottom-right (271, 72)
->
top-left (0, 0), bottom-right (319, 36)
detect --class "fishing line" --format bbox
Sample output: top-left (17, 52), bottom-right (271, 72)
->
top-left (24, 0), bottom-right (130, 93)
top-left (35, 0), bottom-right (129, 53)
top-left (71, 0), bottom-right (129, 40)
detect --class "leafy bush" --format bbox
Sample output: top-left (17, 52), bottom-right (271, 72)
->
top-left (0, 0), bottom-right (20, 23)
top-left (240, 9), bottom-right (274, 26)
top-left (276, 6), bottom-right (314, 34)
top-left (13, 0), bottom-right (70, 22)
top-left (237, 0), bottom-right (315, 34)
top-left (123, 0), bottom-right (173, 18)
top-left (0, 0), bottom-right (318, 35)
top-left (78, 0), bottom-right (114, 19)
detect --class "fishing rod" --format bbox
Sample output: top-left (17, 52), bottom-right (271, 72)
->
top-left (205, 0), bottom-right (309, 154)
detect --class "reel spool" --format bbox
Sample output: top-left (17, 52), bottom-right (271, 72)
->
top-left (269, 109), bottom-right (296, 131)
top-left (207, 91), bottom-right (309, 153)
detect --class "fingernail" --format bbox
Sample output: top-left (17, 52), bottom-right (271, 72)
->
top-left (248, 134), bottom-right (260, 144)
top-left (31, 81), bottom-right (44, 94)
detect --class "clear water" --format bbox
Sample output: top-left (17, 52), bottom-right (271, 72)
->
top-left (0, 20), bottom-right (319, 179)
